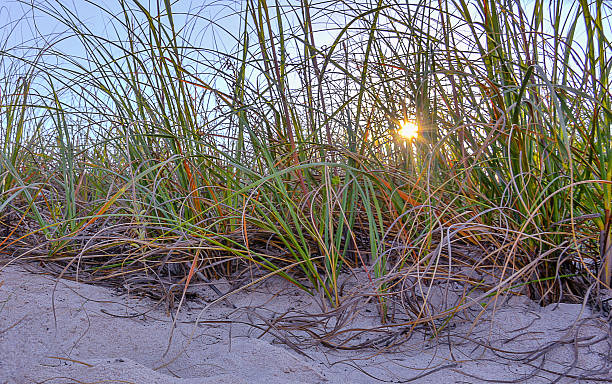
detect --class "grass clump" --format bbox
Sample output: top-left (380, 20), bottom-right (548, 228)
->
top-left (0, 0), bottom-right (610, 327)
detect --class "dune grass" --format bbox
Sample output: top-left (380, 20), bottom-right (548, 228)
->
top-left (0, 0), bottom-right (610, 324)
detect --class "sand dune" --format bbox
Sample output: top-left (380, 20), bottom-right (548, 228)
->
top-left (1, 264), bottom-right (610, 383)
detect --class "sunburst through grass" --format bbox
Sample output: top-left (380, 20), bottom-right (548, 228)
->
top-left (397, 120), bottom-right (419, 140)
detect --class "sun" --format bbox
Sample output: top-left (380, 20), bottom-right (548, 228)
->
top-left (397, 120), bottom-right (418, 140)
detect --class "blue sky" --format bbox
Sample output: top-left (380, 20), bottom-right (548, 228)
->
top-left (2, 0), bottom-right (608, 128)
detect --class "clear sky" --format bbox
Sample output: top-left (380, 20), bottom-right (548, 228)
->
top-left (3, 0), bottom-right (603, 69)
top-left (2, 0), bottom-right (608, 128)
top-left (3, 0), bottom-right (604, 83)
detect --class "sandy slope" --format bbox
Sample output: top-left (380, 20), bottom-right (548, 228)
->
top-left (1, 263), bottom-right (610, 383)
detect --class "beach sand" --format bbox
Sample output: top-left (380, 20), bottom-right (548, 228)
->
top-left (1, 263), bottom-right (610, 383)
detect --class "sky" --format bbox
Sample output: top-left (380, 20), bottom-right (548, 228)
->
top-left (1, 0), bottom-right (609, 141)
top-left (2, 0), bottom-right (605, 84)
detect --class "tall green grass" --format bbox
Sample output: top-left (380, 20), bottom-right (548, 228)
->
top-left (0, 0), bottom-right (610, 321)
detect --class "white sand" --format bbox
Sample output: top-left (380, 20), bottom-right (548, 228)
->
top-left (1, 264), bottom-right (610, 383)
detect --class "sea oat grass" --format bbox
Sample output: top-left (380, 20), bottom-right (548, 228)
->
top-left (0, 0), bottom-right (610, 328)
